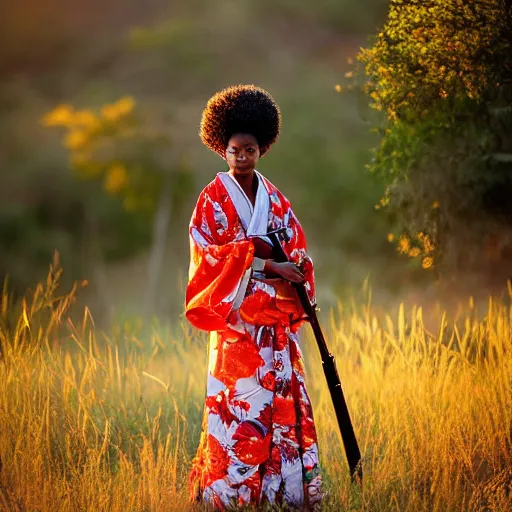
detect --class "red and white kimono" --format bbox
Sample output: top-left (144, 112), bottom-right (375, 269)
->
top-left (186, 170), bottom-right (322, 510)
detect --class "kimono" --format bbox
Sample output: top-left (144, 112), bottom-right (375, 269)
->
top-left (186, 170), bottom-right (322, 510)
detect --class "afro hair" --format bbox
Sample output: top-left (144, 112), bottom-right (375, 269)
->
top-left (199, 84), bottom-right (281, 158)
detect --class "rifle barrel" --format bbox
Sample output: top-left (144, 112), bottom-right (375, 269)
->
top-left (267, 231), bottom-right (363, 484)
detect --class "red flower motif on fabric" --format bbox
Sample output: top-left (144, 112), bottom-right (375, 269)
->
top-left (255, 403), bottom-right (272, 430)
top-left (206, 434), bottom-right (231, 484)
top-left (273, 395), bottom-right (297, 426)
top-left (239, 289), bottom-right (275, 325)
top-left (238, 472), bottom-right (261, 504)
top-left (206, 392), bottom-right (237, 425)
top-left (273, 359), bottom-right (284, 373)
top-left (274, 326), bottom-right (289, 352)
top-left (300, 417), bottom-right (318, 450)
top-left (233, 400), bottom-right (251, 412)
top-left (233, 421), bottom-right (272, 465)
top-left (281, 440), bottom-right (299, 462)
top-left (263, 445), bottom-right (281, 475)
top-left (289, 342), bottom-right (305, 376)
top-left (212, 334), bottom-right (264, 390)
top-left (260, 370), bottom-right (276, 391)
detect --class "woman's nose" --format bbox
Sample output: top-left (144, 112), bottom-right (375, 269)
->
top-left (236, 154), bottom-right (246, 161)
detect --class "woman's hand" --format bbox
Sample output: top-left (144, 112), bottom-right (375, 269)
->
top-left (264, 261), bottom-right (305, 283)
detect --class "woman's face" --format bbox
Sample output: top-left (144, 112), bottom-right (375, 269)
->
top-left (225, 133), bottom-right (260, 175)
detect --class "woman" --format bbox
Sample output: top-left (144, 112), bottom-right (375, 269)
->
top-left (186, 85), bottom-right (322, 510)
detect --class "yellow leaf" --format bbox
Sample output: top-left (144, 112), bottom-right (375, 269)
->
top-left (422, 256), bottom-right (434, 269)
top-left (398, 235), bottom-right (410, 254)
top-left (101, 104), bottom-right (120, 122)
top-left (64, 130), bottom-right (88, 150)
top-left (41, 104), bottom-right (74, 127)
top-left (115, 96), bottom-right (135, 115)
top-left (104, 164), bottom-right (128, 194)
top-left (101, 96), bottom-right (135, 121)
top-left (408, 247), bottom-right (421, 258)
top-left (73, 110), bottom-right (100, 130)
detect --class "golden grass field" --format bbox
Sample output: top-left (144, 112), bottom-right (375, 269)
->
top-left (0, 263), bottom-right (511, 511)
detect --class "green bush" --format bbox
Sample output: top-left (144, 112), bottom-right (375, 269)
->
top-left (356, 0), bottom-right (512, 274)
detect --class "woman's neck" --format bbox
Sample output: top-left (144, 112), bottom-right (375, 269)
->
top-left (228, 168), bottom-right (258, 203)
top-left (228, 168), bottom-right (255, 187)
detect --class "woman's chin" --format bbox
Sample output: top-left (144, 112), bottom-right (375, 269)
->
top-left (233, 166), bottom-right (254, 174)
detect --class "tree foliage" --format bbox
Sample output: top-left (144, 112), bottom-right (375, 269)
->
top-left (41, 97), bottom-right (188, 212)
top-left (360, 0), bottom-right (509, 120)
top-left (356, 0), bottom-right (512, 275)
top-left (41, 97), bottom-right (195, 316)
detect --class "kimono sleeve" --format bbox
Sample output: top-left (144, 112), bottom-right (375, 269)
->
top-left (185, 188), bottom-right (254, 331)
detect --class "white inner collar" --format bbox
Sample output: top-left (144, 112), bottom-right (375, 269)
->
top-left (218, 170), bottom-right (270, 242)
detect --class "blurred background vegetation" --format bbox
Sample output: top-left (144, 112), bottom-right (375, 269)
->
top-left (358, 0), bottom-right (512, 286)
top-left (2, 0), bottom-right (510, 326)
top-left (0, 0), bottom-right (390, 324)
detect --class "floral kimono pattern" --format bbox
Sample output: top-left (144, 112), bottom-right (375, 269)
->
top-left (186, 171), bottom-right (322, 510)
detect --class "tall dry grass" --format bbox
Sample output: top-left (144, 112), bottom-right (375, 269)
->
top-left (0, 261), bottom-right (511, 511)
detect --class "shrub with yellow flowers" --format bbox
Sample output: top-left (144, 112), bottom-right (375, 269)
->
top-left (42, 96), bottom-right (194, 314)
top-left (41, 96), bottom-right (192, 215)
top-left (41, 97), bottom-right (146, 205)
top-left (389, 231), bottom-right (437, 270)
top-left (358, 0), bottom-right (509, 122)
top-left (350, 0), bottom-right (512, 275)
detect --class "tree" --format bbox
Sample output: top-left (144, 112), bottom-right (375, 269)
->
top-left (42, 98), bottom-right (193, 318)
top-left (353, 0), bottom-right (512, 276)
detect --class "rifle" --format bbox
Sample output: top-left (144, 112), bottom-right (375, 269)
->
top-left (264, 227), bottom-right (363, 484)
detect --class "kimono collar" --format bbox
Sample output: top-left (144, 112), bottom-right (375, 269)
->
top-left (218, 170), bottom-right (271, 243)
